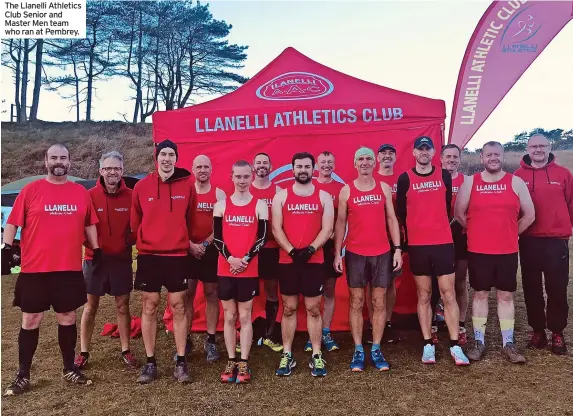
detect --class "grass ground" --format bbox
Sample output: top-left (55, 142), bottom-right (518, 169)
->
top-left (2, 267), bottom-right (572, 416)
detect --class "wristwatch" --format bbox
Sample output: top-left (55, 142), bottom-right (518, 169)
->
top-left (202, 241), bottom-right (209, 248)
top-left (393, 245), bottom-right (402, 250)
top-left (243, 255), bottom-right (250, 263)
top-left (308, 246), bottom-right (316, 254)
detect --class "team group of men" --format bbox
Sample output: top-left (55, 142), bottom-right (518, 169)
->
top-left (3, 132), bottom-right (571, 394)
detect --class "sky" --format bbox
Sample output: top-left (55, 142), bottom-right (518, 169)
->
top-left (1, 0), bottom-right (572, 150)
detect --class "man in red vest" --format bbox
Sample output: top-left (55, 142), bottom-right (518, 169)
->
top-left (396, 136), bottom-right (469, 366)
top-left (455, 141), bottom-right (535, 364)
top-left (272, 152), bottom-right (334, 377)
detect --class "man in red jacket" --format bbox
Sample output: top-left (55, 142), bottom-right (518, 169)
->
top-left (75, 151), bottom-right (138, 371)
top-left (514, 133), bottom-right (573, 354)
top-left (131, 140), bottom-right (196, 384)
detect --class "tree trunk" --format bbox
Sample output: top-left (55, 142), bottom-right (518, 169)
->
top-left (29, 39), bottom-right (43, 121)
top-left (132, 9), bottom-right (143, 123)
top-left (86, 27), bottom-right (96, 121)
top-left (18, 39), bottom-right (30, 123)
top-left (13, 41), bottom-right (22, 122)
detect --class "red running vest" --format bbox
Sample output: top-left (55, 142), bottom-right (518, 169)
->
top-left (467, 173), bottom-right (520, 254)
top-left (217, 196), bottom-right (259, 278)
top-left (314, 178), bottom-right (344, 227)
top-left (189, 185), bottom-right (217, 243)
top-left (406, 168), bottom-right (453, 246)
top-left (250, 183), bottom-right (279, 248)
top-left (451, 173), bottom-right (465, 212)
top-left (279, 186), bottom-right (324, 264)
top-left (345, 181), bottom-right (390, 256)
top-left (374, 171), bottom-right (399, 204)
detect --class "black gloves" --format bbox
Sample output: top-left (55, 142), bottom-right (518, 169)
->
top-left (289, 246), bottom-right (315, 264)
top-left (92, 248), bottom-right (103, 269)
top-left (1, 243), bottom-right (20, 267)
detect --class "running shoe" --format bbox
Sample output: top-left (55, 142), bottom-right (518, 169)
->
top-left (120, 351), bottom-right (138, 370)
top-left (276, 352), bottom-right (297, 376)
top-left (74, 354), bottom-right (89, 370)
top-left (458, 327), bottom-right (468, 346)
top-left (236, 361), bottom-right (251, 384)
top-left (466, 340), bottom-right (486, 361)
top-left (204, 339), bottom-right (220, 363)
top-left (350, 350), bottom-right (365, 372)
top-left (304, 340), bottom-right (312, 352)
top-left (258, 337), bottom-right (283, 353)
top-left (136, 363), bottom-right (158, 384)
top-left (501, 342), bottom-right (526, 364)
top-left (450, 345), bottom-right (470, 366)
top-left (63, 368), bottom-right (93, 385)
top-left (4, 375), bottom-right (30, 396)
top-left (322, 332), bottom-right (340, 351)
top-left (220, 360), bottom-right (237, 383)
top-left (173, 362), bottom-right (191, 383)
top-left (431, 326), bottom-right (439, 345)
top-left (528, 331), bottom-right (548, 349)
top-left (309, 353), bottom-right (327, 377)
top-left (421, 344), bottom-right (436, 364)
top-left (551, 333), bottom-right (568, 355)
top-left (371, 349), bottom-right (390, 371)
top-left (382, 323), bottom-right (402, 344)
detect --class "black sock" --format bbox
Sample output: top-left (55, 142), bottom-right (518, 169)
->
top-left (18, 327), bottom-right (39, 378)
top-left (450, 339), bottom-right (459, 347)
top-left (121, 350), bottom-right (130, 356)
top-left (176, 355), bottom-right (185, 364)
top-left (424, 338), bottom-right (433, 346)
top-left (206, 333), bottom-right (215, 344)
top-left (57, 324), bottom-right (77, 372)
top-left (238, 358), bottom-right (248, 363)
top-left (147, 356), bottom-right (156, 365)
top-left (459, 321), bottom-right (465, 328)
top-left (265, 300), bottom-right (279, 338)
top-left (81, 351), bottom-right (90, 359)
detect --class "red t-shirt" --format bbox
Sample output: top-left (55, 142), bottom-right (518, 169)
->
top-left (345, 181), bottom-right (390, 256)
top-left (8, 179), bottom-right (98, 273)
top-left (217, 196), bottom-right (259, 278)
top-left (279, 186), bottom-right (324, 264)
top-left (405, 168), bottom-right (453, 246)
top-left (189, 185), bottom-right (217, 243)
top-left (467, 173), bottom-right (519, 254)
top-left (250, 183), bottom-right (279, 248)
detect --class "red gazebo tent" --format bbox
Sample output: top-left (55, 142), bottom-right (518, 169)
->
top-left (153, 47), bottom-right (445, 331)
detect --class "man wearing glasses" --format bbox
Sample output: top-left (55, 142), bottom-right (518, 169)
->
top-left (514, 133), bottom-right (573, 355)
top-left (76, 151), bottom-right (138, 370)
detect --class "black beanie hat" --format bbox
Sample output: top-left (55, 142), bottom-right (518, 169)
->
top-left (155, 139), bottom-right (178, 160)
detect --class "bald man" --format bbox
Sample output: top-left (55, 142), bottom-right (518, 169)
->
top-left (184, 155), bottom-right (226, 363)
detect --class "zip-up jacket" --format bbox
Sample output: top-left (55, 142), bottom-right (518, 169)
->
top-left (85, 177), bottom-right (133, 260)
top-left (131, 168), bottom-right (196, 255)
top-left (514, 153), bottom-right (573, 238)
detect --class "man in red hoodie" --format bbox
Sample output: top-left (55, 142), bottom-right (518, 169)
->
top-left (514, 133), bottom-right (573, 354)
top-left (131, 139), bottom-right (196, 384)
top-left (75, 151), bottom-right (138, 371)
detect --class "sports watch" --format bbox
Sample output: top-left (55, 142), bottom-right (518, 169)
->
top-left (308, 245), bottom-right (316, 254)
top-left (393, 245), bottom-right (402, 250)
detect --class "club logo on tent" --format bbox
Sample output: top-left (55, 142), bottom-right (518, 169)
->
top-left (256, 72), bottom-right (334, 101)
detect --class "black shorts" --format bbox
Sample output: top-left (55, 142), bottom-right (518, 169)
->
top-left (453, 232), bottom-right (468, 262)
top-left (134, 255), bottom-right (189, 293)
top-left (323, 239), bottom-right (342, 279)
top-left (278, 263), bottom-right (325, 297)
top-left (218, 277), bottom-right (259, 302)
top-left (258, 248), bottom-right (279, 280)
top-left (408, 243), bottom-right (455, 277)
top-left (83, 257), bottom-right (133, 297)
top-left (14, 271), bottom-right (87, 313)
top-left (468, 252), bottom-right (518, 292)
top-left (345, 250), bottom-right (392, 288)
top-left (189, 245), bottom-right (218, 283)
